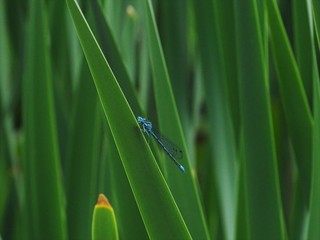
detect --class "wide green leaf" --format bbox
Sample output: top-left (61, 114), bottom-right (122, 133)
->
top-left (90, 3), bottom-right (149, 238)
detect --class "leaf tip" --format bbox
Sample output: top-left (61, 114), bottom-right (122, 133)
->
top-left (96, 193), bottom-right (111, 208)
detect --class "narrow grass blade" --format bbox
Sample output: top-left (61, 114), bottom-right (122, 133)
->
top-left (92, 194), bottom-right (119, 240)
top-left (307, 53), bottom-right (320, 240)
top-left (0, 0), bottom-right (11, 113)
top-left (143, 0), bottom-right (209, 238)
top-left (234, 0), bottom-right (286, 239)
top-left (235, 137), bottom-right (249, 240)
top-left (100, 0), bottom-right (122, 43)
top-left (293, 0), bottom-right (314, 101)
top-left (66, 60), bottom-right (101, 240)
top-left (267, 1), bottom-right (314, 236)
top-left (157, 1), bottom-right (189, 124)
top-left (0, 134), bottom-right (9, 233)
top-left (0, 3), bottom-right (24, 233)
top-left (266, 0), bottom-right (313, 200)
top-left (313, 0), bottom-right (320, 49)
top-left (213, 0), bottom-right (240, 138)
top-left (193, 0), bottom-right (238, 238)
top-left (138, 33), bottom-right (152, 112)
top-left (65, 1), bottom-right (192, 238)
top-left (23, 0), bottom-right (67, 239)
top-left (48, 1), bottom-right (74, 162)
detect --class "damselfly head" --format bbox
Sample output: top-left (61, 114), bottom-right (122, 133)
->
top-left (137, 116), bottom-right (145, 123)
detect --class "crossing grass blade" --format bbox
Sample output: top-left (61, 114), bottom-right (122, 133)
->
top-left (143, 0), bottom-right (210, 238)
top-left (65, 0), bottom-right (192, 238)
top-left (89, 3), bottom-right (149, 238)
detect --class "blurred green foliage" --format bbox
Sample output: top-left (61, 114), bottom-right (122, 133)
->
top-left (1, 0), bottom-right (320, 239)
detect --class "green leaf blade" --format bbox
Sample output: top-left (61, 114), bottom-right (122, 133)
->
top-left (235, 0), bottom-right (286, 239)
top-left (267, 0), bottom-right (313, 197)
top-left (143, 0), bottom-right (210, 239)
top-left (23, 0), bottom-right (67, 239)
top-left (92, 194), bottom-right (119, 240)
top-left (307, 54), bottom-right (320, 240)
top-left (66, 60), bottom-right (101, 240)
top-left (65, 0), bottom-right (192, 239)
top-left (193, 0), bottom-right (238, 238)
top-left (313, 0), bottom-right (320, 49)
